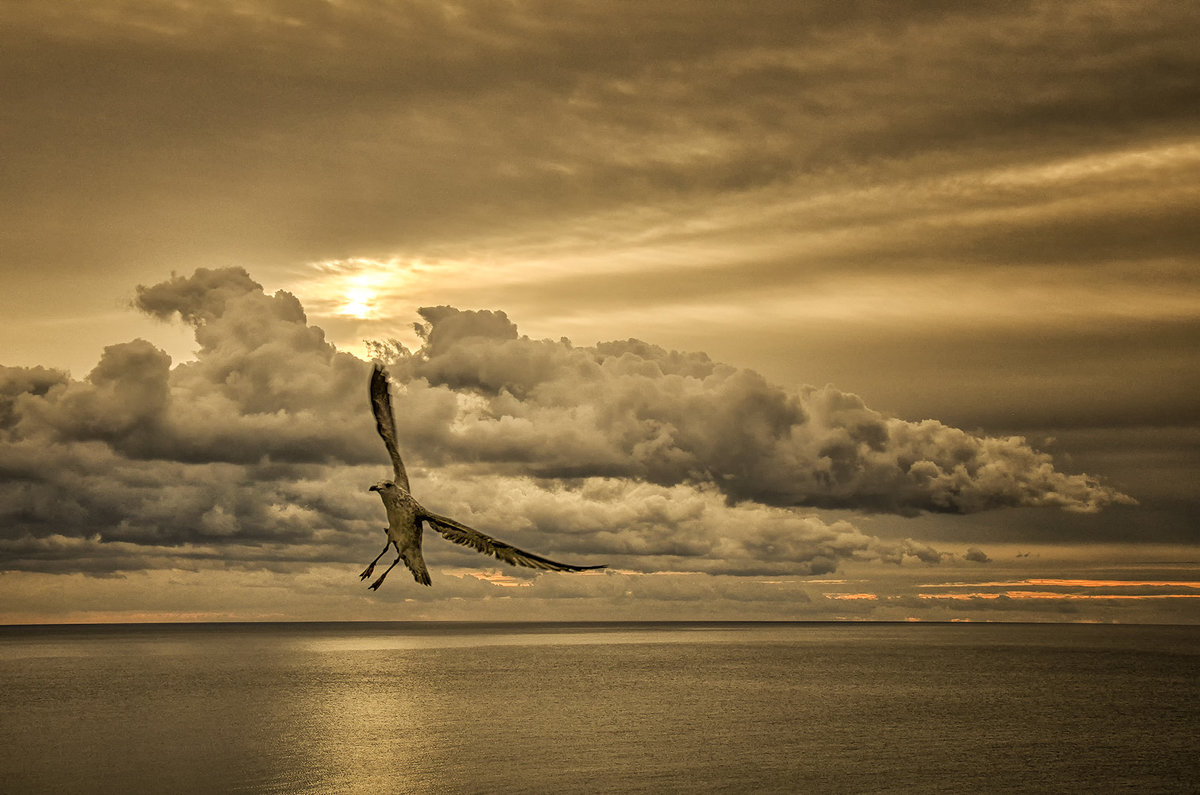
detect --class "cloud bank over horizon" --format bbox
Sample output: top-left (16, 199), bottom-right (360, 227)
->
top-left (0, 268), bottom-right (1131, 581)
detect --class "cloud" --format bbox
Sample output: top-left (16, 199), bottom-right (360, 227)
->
top-left (414, 473), bottom-right (875, 577)
top-left (7, 0), bottom-right (1199, 274)
top-left (0, 268), bottom-right (1130, 580)
top-left (384, 305), bottom-right (1132, 514)
top-left (965, 547), bottom-right (992, 564)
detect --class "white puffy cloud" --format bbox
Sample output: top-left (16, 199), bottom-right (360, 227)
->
top-left (0, 268), bottom-right (1130, 580)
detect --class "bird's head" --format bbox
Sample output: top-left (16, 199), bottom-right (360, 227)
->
top-left (369, 480), bottom-right (395, 494)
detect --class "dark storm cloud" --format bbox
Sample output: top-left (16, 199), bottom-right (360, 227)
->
top-left (0, 269), bottom-right (1130, 576)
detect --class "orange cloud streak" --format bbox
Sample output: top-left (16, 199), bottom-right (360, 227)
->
top-left (920, 591), bottom-right (1200, 601)
top-left (920, 579), bottom-right (1200, 589)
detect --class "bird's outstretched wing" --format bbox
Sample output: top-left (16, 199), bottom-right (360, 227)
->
top-left (370, 364), bottom-right (410, 492)
top-left (423, 512), bottom-right (605, 572)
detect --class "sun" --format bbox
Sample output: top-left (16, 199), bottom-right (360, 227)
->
top-left (338, 285), bottom-right (376, 318)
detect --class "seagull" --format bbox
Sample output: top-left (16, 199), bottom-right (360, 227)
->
top-left (360, 364), bottom-right (604, 589)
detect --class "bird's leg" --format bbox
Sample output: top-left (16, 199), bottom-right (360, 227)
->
top-left (359, 537), bottom-right (391, 580)
top-left (368, 555), bottom-right (402, 591)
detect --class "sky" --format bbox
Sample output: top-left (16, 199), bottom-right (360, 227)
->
top-left (2, 0), bottom-right (1198, 624)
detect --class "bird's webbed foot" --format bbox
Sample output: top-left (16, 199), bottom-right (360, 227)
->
top-left (359, 564), bottom-right (375, 580)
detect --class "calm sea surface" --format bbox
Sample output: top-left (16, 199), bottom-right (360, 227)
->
top-left (1, 622), bottom-right (1197, 793)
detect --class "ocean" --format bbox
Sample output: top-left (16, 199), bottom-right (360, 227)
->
top-left (1, 622), bottom-right (1196, 793)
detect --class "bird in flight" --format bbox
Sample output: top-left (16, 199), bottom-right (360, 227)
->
top-left (361, 364), bottom-right (604, 589)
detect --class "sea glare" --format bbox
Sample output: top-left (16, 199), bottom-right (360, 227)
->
top-left (1, 622), bottom-right (1197, 793)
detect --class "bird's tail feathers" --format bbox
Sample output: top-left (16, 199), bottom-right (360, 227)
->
top-left (402, 547), bottom-right (432, 586)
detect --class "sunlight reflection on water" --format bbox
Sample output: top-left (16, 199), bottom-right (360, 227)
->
top-left (298, 625), bottom-right (777, 653)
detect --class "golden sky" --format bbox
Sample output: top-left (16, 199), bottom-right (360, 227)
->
top-left (1, 1), bottom-right (1197, 623)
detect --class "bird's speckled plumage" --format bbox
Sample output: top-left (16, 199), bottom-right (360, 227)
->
top-left (361, 364), bottom-right (603, 589)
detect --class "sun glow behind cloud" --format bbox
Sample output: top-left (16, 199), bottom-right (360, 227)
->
top-left (338, 285), bottom-right (377, 319)
top-left (291, 257), bottom-right (442, 359)
top-left (322, 259), bottom-right (414, 320)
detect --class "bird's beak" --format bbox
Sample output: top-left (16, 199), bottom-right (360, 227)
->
top-left (368, 485), bottom-right (379, 492)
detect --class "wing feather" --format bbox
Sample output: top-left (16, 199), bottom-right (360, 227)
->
top-left (370, 364), bottom-right (410, 492)
top-left (423, 512), bottom-right (605, 572)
